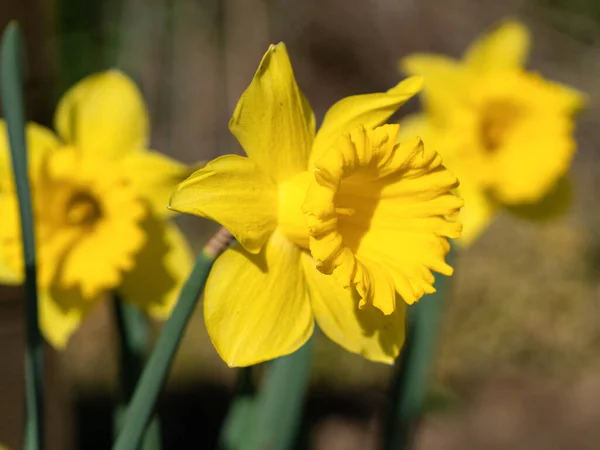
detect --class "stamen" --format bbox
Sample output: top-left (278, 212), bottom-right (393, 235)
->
top-left (335, 207), bottom-right (355, 217)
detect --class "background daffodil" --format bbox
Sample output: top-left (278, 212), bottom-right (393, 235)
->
top-left (0, 70), bottom-right (194, 348)
top-left (170, 43), bottom-right (463, 367)
top-left (398, 20), bottom-right (585, 245)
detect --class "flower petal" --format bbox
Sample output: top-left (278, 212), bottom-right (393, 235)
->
top-left (302, 253), bottom-right (405, 364)
top-left (39, 286), bottom-right (101, 349)
top-left (170, 155), bottom-right (277, 253)
top-left (490, 117), bottom-right (575, 204)
top-left (120, 150), bottom-right (195, 217)
top-left (455, 178), bottom-right (498, 247)
top-left (304, 125), bottom-right (461, 312)
top-left (54, 70), bottom-right (150, 160)
top-left (204, 231), bottom-right (314, 367)
top-left (464, 20), bottom-right (530, 72)
top-left (0, 121), bottom-right (60, 190)
top-left (118, 217), bottom-right (193, 319)
top-left (400, 56), bottom-right (465, 124)
top-left (310, 76), bottom-right (423, 165)
top-left (0, 251), bottom-right (21, 285)
top-left (229, 43), bottom-right (314, 182)
top-left (396, 113), bottom-right (433, 143)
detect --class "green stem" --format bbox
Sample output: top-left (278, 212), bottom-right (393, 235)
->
top-left (244, 338), bottom-right (314, 450)
top-left (0, 22), bottom-right (45, 450)
top-left (382, 249), bottom-right (456, 450)
top-left (218, 367), bottom-right (255, 450)
top-left (112, 251), bottom-right (216, 450)
top-left (112, 297), bottom-right (162, 450)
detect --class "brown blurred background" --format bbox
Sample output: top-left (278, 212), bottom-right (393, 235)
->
top-left (2, 0), bottom-right (600, 448)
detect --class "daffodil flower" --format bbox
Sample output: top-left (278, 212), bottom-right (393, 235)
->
top-left (0, 71), bottom-right (194, 348)
top-left (398, 20), bottom-right (585, 245)
top-left (170, 43), bottom-right (462, 367)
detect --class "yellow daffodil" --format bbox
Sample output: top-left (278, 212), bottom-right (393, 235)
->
top-left (0, 71), bottom-right (194, 348)
top-left (170, 43), bottom-right (462, 367)
top-left (398, 20), bottom-right (584, 245)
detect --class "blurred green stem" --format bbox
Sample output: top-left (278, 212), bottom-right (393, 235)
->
top-left (1, 22), bottom-right (45, 450)
top-left (112, 297), bottom-right (162, 450)
top-left (112, 250), bottom-right (217, 450)
top-left (218, 367), bottom-right (255, 450)
top-left (244, 338), bottom-right (314, 450)
top-left (382, 249), bottom-right (456, 450)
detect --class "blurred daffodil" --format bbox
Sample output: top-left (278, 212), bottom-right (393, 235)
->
top-left (399, 20), bottom-right (584, 245)
top-left (170, 43), bottom-right (462, 367)
top-left (0, 71), bottom-right (193, 348)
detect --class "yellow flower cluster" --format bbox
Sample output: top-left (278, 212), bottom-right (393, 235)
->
top-left (0, 19), bottom-right (582, 367)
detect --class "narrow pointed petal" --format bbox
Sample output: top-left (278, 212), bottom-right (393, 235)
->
top-left (0, 121), bottom-right (60, 190)
top-left (310, 76), bottom-right (423, 166)
top-left (400, 56), bottom-right (465, 124)
top-left (302, 254), bottom-right (405, 364)
top-left (118, 218), bottom-right (193, 318)
top-left (39, 287), bottom-right (101, 349)
top-left (170, 155), bottom-right (277, 254)
top-left (121, 150), bottom-right (195, 217)
top-left (464, 20), bottom-right (530, 72)
top-left (54, 70), bottom-right (150, 160)
top-left (229, 43), bottom-right (315, 182)
top-left (204, 232), bottom-right (314, 367)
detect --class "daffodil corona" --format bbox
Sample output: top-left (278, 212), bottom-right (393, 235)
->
top-left (0, 71), bottom-right (193, 348)
top-left (398, 20), bottom-right (584, 244)
top-left (171, 43), bottom-right (463, 367)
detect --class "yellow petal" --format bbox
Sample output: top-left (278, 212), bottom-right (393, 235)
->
top-left (396, 113), bottom-right (434, 143)
top-left (455, 179), bottom-right (498, 247)
top-left (400, 56), bottom-right (465, 123)
top-left (548, 80), bottom-right (586, 115)
top-left (464, 20), bottom-right (530, 72)
top-left (310, 76), bottom-right (423, 165)
top-left (170, 155), bottom-right (277, 254)
top-left (302, 253), bottom-right (406, 364)
top-left (204, 231), bottom-right (314, 367)
top-left (54, 70), bottom-right (150, 160)
top-left (229, 43), bottom-right (314, 182)
top-left (39, 286), bottom-right (101, 349)
top-left (0, 250), bottom-right (21, 285)
top-left (120, 150), bottom-right (194, 217)
top-left (0, 121), bottom-right (60, 190)
top-left (118, 218), bottom-right (193, 319)
top-left (490, 117), bottom-right (575, 204)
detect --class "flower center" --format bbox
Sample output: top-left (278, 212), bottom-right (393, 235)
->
top-left (65, 190), bottom-right (103, 227)
top-left (479, 100), bottom-right (522, 152)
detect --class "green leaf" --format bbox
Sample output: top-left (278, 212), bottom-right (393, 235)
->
top-left (1, 22), bottom-right (45, 450)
